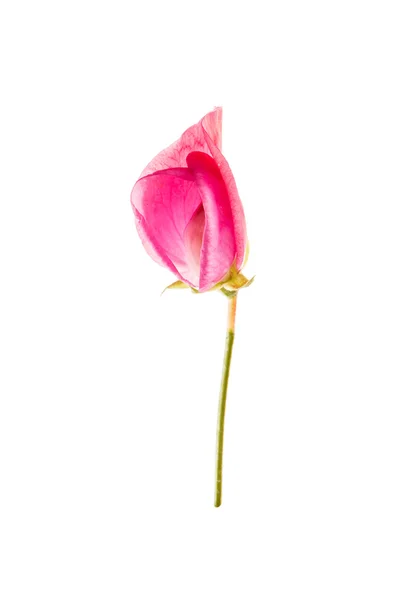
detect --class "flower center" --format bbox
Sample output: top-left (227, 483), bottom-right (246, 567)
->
top-left (183, 203), bottom-right (205, 282)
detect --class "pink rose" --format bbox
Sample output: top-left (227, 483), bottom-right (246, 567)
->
top-left (131, 108), bottom-right (247, 292)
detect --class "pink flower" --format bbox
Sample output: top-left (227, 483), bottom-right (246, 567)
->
top-left (131, 108), bottom-right (247, 292)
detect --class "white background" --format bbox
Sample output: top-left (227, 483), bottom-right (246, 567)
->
top-left (1, 0), bottom-right (400, 598)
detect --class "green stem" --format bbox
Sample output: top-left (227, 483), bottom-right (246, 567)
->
top-left (214, 293), bottom-right (237, 507)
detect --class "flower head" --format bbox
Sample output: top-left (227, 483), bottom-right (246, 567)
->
top-left (131, 108), bottom-right (247, 292)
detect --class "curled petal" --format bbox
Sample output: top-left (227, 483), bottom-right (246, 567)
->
top-left (183, 204), bottom-right (205, 282)
top-left (186, 152), bottom-right (236, 292)
top-left (200, 114), bottom-right (247, 270)
top-left (131, 168), bottom-right (203, 287)
top-left (139, 108), bottom-right (223, 177)
top-left (132, 205), bottom-right (183, 281)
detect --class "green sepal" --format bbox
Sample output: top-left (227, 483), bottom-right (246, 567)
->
top-left (161, 266), bottom-right (255, 297)
top-left (221, 263), bottom-right (255, 292)
top-left (219, 288), bottom-right (238, 298)
top-left (161, 280), bottom-right (190, 295)
top-left (228, 274), bottom-right (255, 290)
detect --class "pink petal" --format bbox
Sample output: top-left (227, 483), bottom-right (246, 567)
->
top-left (131, 108), bottom-right (248, 289)
top-left (186, 152), bottom-right (236, 292)
top-left (139, 107), bottom-right (247, 270)
top-left (200, 113), bottom-right (247, 270)
top-left (200, 107), bottom-right (222, 150)
top-left (132, 204), bottom-right (183, 282)
top-left (139, 108), bottom-right (223, 178)
top-left (131, 168), bottom-right (204, 287)
top-left (183, 204), bottom-right (205, 282)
